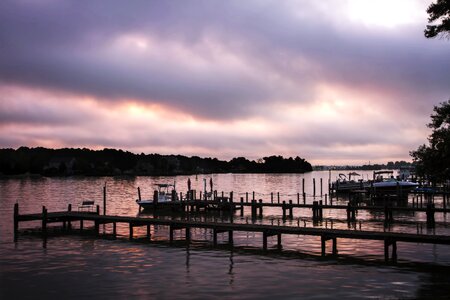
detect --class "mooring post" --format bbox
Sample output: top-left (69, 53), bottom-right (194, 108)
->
top-left (271, 192), bottom-right (273, 203)
top-left (147, 224), bottom-right (151, 239)
top-left (240, 197), bottom-right (244, 216)
top-left (282, 201), bottom-right (287, 220)
top-left (313, 178), bottom-right (316, 198)
top-left (325, 194), bottom-right (328, 206)
top-left (263, 231), bottom-right (268, 251)
top-left (129, 223), bottom-right (133, 240)
top-left (246, 192), bottom-right (248, 203)
top-left (213, 229), bottom-right (218, 246)
top-left (426, 202), bottom-right (435, 228)
top-left (321, 236), bottom-right (326, 256)
top-left (252, 191), bottom-right (255, 201)
top-left (277, 192), bottom-right (280, 204)
top-left (297, 193), bottom-right (300, 204)
top-left (13, 203), bottom-right (19, 241)
top-left (258, 199), bottom-right (263, 217)
top-left (103, 184), bottom-right (107, 215)
top-left (251, 200), bottom-right (257, 219)
top-left (320, 178), bottom-right (323, 197)
top-left (302, 178), bottom-right (305, 195)
top-left (312, 201), bottom-right (318, 221)
top-left (42, 206), bottom-right (47, 237)
top-left (277, 233), bottom-right (282, 251)
top-left (228, 230), bottom-right (233, 245)
top-left (319, 200), bottom-right (323, 220)
top-left (169, 226), bottom-right (174, 244)
top-left (289, 200), bottom-right (293, 218)
top-left (113, 222), bottom-right (117, 238)
top-left (186, 228), bottom-right (190, 243)
top-left (67, 204), bottom-right (72, 230)
top-left (332, 238), bottom-right (338, 255)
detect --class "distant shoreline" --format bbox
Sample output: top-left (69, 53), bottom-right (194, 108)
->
top-left (0, 147), bottom-right (314, 177)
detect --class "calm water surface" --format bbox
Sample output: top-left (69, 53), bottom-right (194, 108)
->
top-left (1, 171), bottom-right (450, 299)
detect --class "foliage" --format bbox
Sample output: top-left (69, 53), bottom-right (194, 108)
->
top-left (0, 147), bottom-right (312, 176)
top-left (410, 100), bottom-right (450, 182)
top-left (424, 0), bottom-right (450, 38)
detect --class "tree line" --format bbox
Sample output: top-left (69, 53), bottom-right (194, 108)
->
top-left (0, 147), bottom-right (312, 177)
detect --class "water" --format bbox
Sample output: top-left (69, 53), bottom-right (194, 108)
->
top-left (1, 171), bottom-right (450, 299)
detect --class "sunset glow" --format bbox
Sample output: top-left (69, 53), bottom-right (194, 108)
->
top-left (0, 0), bottom-right (448, 165)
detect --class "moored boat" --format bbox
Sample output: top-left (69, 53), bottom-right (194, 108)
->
top-left (136, 183), bottom-right (178, 210)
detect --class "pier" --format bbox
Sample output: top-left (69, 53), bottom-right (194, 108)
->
top-left (13, 203), bottom-right (450, 263)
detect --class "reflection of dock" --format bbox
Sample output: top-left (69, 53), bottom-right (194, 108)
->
top-left (13, 203), bottom-right (450, 263)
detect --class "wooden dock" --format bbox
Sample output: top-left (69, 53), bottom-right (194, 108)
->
top-left (13, 204), bottom-right (450, 263)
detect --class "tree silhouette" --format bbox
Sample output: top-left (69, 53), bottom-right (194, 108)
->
top-left (424, 0), bottom-right (450, 38)
top-left (411, 100), bottom-right (450, 181)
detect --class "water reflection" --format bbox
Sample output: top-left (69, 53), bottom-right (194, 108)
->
top-left (2, 172), bottom-right (450, 299)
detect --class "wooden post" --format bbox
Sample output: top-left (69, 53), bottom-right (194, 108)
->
top-left (321, 236), bottom-right (326, 256)
top-left (258, 199), bottom-right (263, 217)
top-left (252, 191), bottom-right (255, 201)
top-left (251, 200), bottom-right (257, 219)
top-left (67, 204), bottom-right (72, 230)
top-left (277, 192), bottom-right (280, 204)
top-left (103, 184), bottom-right (107, 215)
top-left (320, 178), bottom-right (323, 197)
top-left (129, 223), bottom-right (133, 240)
top-left (297, 193), bottom-right (300, 204)
top-left (282, 201), bottom-right (287, 220)
top-left (426, 203), bottom-right (435, 228)
top-left (138, 187), bottom-right (142, 202)
top-left (263, 231), bottom-right (268, 251)
top-left (319, 200), bottom-right (323, 220)
top-left (312, 201), bottom-right (318, 221)
top-left (271, 192), bottom-right (273, 203)
top-left (303, 192), bottom-right (306, 204)
top-left (186, 228), bottom-right (190, 243)
top-left (113, 222), bottom-right (117, 238)
top-left (147, 224), bottom-right (151, 239)
top-left (277, 233), bottom-right (282, 251)
top-left (313, 178), bottom-right (316, 198)
top-left (170, 226), bottom-right (174, 244)
top-left (42, 206), bottom-right (47, 237)
top-left (302, 178), bottom-right (305, 195)
top-left (332, 238), bottom-right (337, 255)
top-left (213, 229), bottom-right (218, 246)
top-left (13, 203), bottom-right (19, 241)
top-left (288, 200), bottom-right (293, 218)
top-left (240, 197), bottom-right (244, 216)
top-left (246, 192), bottom-right (248, 203)
top-left (228, 230), bottom-right (233, 245)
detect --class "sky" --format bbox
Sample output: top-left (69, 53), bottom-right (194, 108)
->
top-left (0, 0), bottom-right (449, 165)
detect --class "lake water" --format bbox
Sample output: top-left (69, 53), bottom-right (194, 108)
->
top-left (1, 171), bottom-right (450, 299)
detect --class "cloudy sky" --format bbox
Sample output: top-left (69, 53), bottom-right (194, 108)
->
top-left (0, 0), bottom-right (449, 165)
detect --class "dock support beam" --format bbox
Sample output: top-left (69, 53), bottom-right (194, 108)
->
top-left (262, 231), bottom-right (279, 251)
top-left (42, 206), bottom-right (47, 237)
top-left (13, 203), bottom-right (19, 241)
top-left (321, 236), bottom-right (338, 256)
top-left (384, 239), bottom-right (397, 263)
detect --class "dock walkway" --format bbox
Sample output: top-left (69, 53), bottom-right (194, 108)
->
top-left (13, 204), bottom-right (450, 263)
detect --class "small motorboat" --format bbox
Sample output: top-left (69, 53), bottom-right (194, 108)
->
top-left (136, 183), bottom-right (178, 210)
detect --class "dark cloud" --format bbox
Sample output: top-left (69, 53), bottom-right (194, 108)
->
top-left (0, 0), bottom-right (448, 163)
top-left (2, 0), bottom-right (447, 120)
